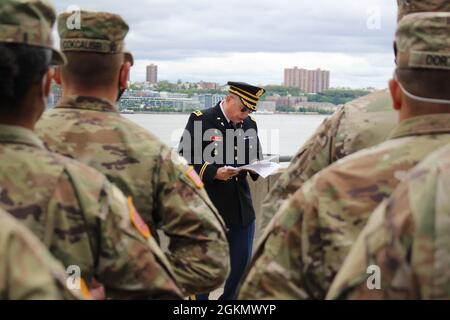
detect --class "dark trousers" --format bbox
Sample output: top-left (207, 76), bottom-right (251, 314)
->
top-left (196, 220), bottom-right (255, 300)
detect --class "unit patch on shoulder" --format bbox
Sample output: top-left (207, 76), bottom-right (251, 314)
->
top-left (127, 197), bottom-right (151, 239)
top-left (79, 278), bottom-right (92, 300)
top-left (185, 166), bottom-right (204, 189)
top-left (192, 110), bottom-right (203, 117)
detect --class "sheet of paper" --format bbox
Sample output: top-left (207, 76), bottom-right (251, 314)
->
top-left (237, 161), bottom-right (281, 179)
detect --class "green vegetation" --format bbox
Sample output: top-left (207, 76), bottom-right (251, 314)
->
top-left (130, 82), bottom-right (370, 105)
top-left (261, 86), bottom-right (370, 105)
top-left (122, 82), bottom-right (372, 113)
top-left (276, 106), bottom-right (334, 115)
top-left (129, 81), bottom-right (225, 97)
top-left (155, 81), bottom-right (224, 97)
top-left (306, 89), bottom-right (370, 105)
top-left (261, 85), bottom-right (304, 99)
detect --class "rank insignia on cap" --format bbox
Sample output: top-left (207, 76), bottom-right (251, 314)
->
top-left (127, 197), bottom-right (151, 239)
top-left (227, 81), bottom-right (266, 111)
top-left (186, 166), bottom-right (204, 189)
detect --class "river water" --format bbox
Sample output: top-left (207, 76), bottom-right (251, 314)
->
top-left (123, 113), bottom-right (328, 157)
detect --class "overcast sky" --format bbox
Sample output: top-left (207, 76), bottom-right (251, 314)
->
top-left (54, 0), bottom-right (398, 88)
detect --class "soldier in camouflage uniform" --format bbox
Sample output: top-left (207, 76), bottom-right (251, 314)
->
top-left (0, 0), bottom-right (181, 299)
top-left (239, 10), bottom-right (450, 300)
top-left (260, 91), bottom-right (396, 234)
top-left (396, 0), bottom-right (450, 20)
top-left (259, 0), bottom-right (450, 234)
top-left (0, 208), bottom-right (81, 300)
top-left (35, 11), bottom-right (229, 296)
top-left (328, 140), bottom-right (450, 299)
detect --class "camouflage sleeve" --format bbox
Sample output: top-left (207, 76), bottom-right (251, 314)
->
top-left (179, 113), bottom-right (219, 183)
top-left (327, 163), bottom-right (437, 300)
top-left (153, 146), bottom-right (230, 296)
top-left (62, 163), bottom-right (183, 299)
top-left (259, 107), bottom-right (345, 234)
top-left (0, 211), bottom-right (81, 300)
top-left (239, 179), bottom-right (325, 300)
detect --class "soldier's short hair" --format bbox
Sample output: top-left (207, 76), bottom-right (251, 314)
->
top-left (0, 43), bottom-right (51, 112)
top-left (397, 69), bottom-right (450, 102)
top-left (60, 51), bottom-right (125, 90)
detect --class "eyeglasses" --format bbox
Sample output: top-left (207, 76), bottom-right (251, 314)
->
top-left (240, 106), bottom-right (255, 114)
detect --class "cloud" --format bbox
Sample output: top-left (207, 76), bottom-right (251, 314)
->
top-left (53, 0), bottom-right (397, 88)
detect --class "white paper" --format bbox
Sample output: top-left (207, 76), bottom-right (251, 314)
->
top-left (236, 161), bottom-right (281, 179)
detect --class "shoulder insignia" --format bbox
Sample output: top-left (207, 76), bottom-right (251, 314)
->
top-left (250, 115), bottom-right (257, 123)
top-left (79, 278), bottom-right (92, 300)
top-left (192, 110), bottom-right (203, 117)
top-left (127, 197), bottom-right (151, 239)
top-left (185, 166), bottom-right (204, 189)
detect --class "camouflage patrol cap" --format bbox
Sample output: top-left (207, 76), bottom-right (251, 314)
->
top-left (0, 0), bottom-right (66, 65)
top-left (58, 11), bottom-right (134, 65)
top-left (397, 0), bottom-right (450, 21)
top-left (396, 12), bottom-right (450, 71)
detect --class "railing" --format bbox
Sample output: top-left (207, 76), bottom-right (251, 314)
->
top-left (278, 155), bottom-right (293, 163)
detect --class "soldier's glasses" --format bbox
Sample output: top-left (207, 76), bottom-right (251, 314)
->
top-left (240, 106), bottom-right (255, 114)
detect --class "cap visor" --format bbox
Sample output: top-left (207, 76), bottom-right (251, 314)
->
top-left (50, 48), bottom-right (67, 66)
top-left (125, 52), bottom-right (134, 66)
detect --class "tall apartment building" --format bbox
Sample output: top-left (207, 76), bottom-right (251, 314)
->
top-left (146, 64), bottom-right (158, 84)
top-left (284, 67), bottom-right (330, 93)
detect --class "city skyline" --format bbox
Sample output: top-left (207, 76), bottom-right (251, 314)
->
top-left (55, 1), bottom-right (397, 89)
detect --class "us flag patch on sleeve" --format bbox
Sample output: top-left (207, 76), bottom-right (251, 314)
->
top-left (127, 197), bottom-right (151, 239)
top-left (185, 166), bottom-right (204, 189)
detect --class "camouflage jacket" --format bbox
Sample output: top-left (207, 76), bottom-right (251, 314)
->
top-left (0, 208), bottom-right (80, 300)
top-left (239, 113), bottom-right (450, 300)
top-left (0, 124), bottom-right (182, 299)
top-left (260, 90), bottom-right (397, 233)
top-left (327, 143), bottom-right (450, 300)
top-left (36, 96), bottom-right (229, 296)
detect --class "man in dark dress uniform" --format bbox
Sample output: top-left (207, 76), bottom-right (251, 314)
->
top-left (179, 82), bottom-right (265, 299)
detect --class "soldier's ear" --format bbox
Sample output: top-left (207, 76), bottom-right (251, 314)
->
top-left (53, 68), bottom-right (62, 86)
top-left (119, 61), bottom-right (131, 90)
top-left (42, 68), bottom-right (54, 98)
top-left (34, 68), bottom-right (53, 122)
top-left (389, 78), bottom-right (402, 111)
